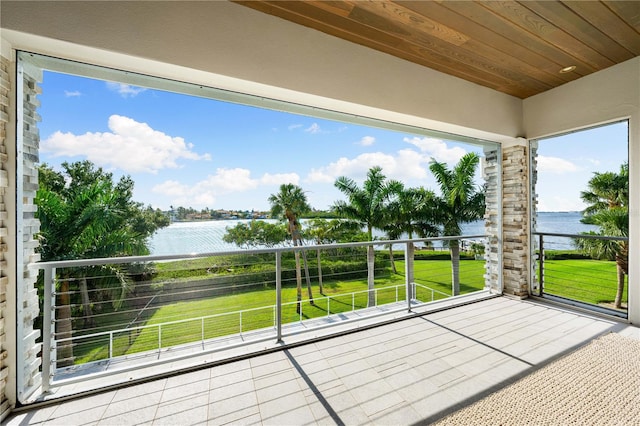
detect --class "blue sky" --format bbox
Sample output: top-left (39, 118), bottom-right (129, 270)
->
top-left (37, 71), bottom-right (628, 212)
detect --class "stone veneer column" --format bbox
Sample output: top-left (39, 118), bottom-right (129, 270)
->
top-left (483, 147), bottom-right (501, 292)
top-left (0, 54), bottom-right (10, 419)
top-left (502, 143), bottom-right (531, 297)
top-left (18, 64), bottom-right (43, 403)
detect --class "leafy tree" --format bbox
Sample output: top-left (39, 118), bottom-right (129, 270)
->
top-left (223, 220), bottom-right (288, 249)
top-left (268, 184), bottom-right (313, 312)
top-left (576, 163), bottom-right (628, 308)
top-left (429, 153), bottom-right (485, 296)
top-left (36, 160), bottom-right (168, 365)
top-left (333, 166), bottom-right (402, 306)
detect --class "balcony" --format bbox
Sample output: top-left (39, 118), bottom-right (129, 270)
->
top-left (6, 296), bottom-right (638, 425)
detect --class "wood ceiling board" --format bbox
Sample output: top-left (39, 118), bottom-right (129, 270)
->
top-left (439, 1), bottom-right (594, 76)
top-left (478, 1), bottom-right (615, 70)
top-left (350, 3), bottom-right (553, 93)
top-left (603, 1), bottom-right (640, 33)
top-left (562, 1), bottom-right (640, 56)
top-left (399, 2), bottom-right (572, 86)
top-left (522, 1), bottom-right (635, 63)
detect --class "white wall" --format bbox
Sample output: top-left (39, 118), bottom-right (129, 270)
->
top-left (524, 57), bottom-right (640, 324)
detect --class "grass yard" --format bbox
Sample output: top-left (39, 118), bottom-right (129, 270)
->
top-left (75, 258), bottom-right (486, 363)
top-left (540, 259), bottom-right (626, 307)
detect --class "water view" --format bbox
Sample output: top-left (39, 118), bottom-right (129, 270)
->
top-left (148, 211), bottom-right (598, 256)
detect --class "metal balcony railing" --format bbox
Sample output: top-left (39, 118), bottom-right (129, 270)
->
top-left (533, 232), bottom-right (628, 319)
top-left (33, 235), bottom-right (487, 392)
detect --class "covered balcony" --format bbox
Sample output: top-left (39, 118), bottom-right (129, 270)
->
top-left (1, 1), bottom-right (639, 424)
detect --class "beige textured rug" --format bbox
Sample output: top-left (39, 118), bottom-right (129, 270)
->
top-left (434, 333), bottom-right (640, 425)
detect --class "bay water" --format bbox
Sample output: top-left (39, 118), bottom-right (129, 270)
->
top-left (148, 211), bottom-right (598, 256)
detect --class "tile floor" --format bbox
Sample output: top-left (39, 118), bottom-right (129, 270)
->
top-left (6, 297), bottom-right (638, 425)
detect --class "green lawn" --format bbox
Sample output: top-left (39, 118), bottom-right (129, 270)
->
top-left (539, 259), bottom-right (626, 307)
top-left (75, 258), bottom-right (486, 363)
top-left (73, 257), bottom-right (623, 364)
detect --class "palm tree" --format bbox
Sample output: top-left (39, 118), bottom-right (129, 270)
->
top-left (382, 186), bottom-right (438, 274)
top-left (268, 184), bottom-right (312, 313)
top-left (429, 153), bottom-right (485, 296)
top-left (333, 166), bottom-right (402, 306)
top-left (577, 163), bottom-right (628, 308)
top-left (36, 161), bottom-right (165, 366)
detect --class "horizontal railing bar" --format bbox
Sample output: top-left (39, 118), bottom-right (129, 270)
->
top-left (31, 235), bottom-right (488, 269)
top-left (533, 232), bottom-right (627, 241)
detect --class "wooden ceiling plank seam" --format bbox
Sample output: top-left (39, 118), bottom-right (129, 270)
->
top-left (346, 3), bottom-right (552, 94)
top-left (562, 1), bottom-right (640, 56)
top-left (397, 1), bottom-right (574, 87)
top-left (602, 1), bottom-right (640, 33)
top-left (236, 1), bottom-right (529, 97)
top-left (438, 1), bottom-right (594, 77)
top-left (478, 1), bottom-right (616, 71)
top-left (523, 0), bottom-right (635, 63)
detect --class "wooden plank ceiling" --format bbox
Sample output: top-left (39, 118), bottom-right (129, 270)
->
top-left (234, 1), bottom-right (640, 99)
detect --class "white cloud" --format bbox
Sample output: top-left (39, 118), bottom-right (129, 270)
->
top-left (358, 136), bottom-right (375, 146)
top-left (306, 149), bottom-right (428, 184)
top-left (106, 82), bottom-right (147, 98)
top-left (305, 123), bottom-right (322, 134)
top-left (288, 124), bottom-right (303, 131)
top-left (41, 114), bottom-right (211, 174)
top-left (64, 90), bottom-right (82, 97)
top-left (152, 168), bottom-right (301, 208)
top-left (260, 173), bottom-right (300, 185)
top-left (403, 136), bottom-right (467, 164)
top-left (537, 155), bottom-right (579, 173)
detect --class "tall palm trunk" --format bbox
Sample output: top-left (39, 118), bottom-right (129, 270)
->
top-left (388, 245), bottom-right (397, 274)
top-left (79, 277), bottom-right (95, 328)
top-left (367, 245), bottom-right (376, 306)
top-left (450, 240), bottom-right (460, 296)
top-left (57, 279), bottom-right (74, 367)
top-left (614, 263), bottom-right (625, 309)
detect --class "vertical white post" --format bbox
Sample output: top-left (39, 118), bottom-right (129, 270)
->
top-left (239, 311), bottom-right (243, 335)
top-left (158, 324), bottom-right (162, 354)
top-left (41, 266), bottom-right (55, 393)
top-left (276, 252), bottom-right (282, 343)
top-left (327, 297), bottom-right (330, 317)
top-left (109, 331), bottom-right (113, 359)
top-left (201, 318), bottom-right (205, 344)
top-left (405, 242), bottom-right (415, 312)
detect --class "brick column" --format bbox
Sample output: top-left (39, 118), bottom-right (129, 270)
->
top-left (502, 143), bottom-right (530, 297)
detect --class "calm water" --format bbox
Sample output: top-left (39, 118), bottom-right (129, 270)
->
top-left (148, 212), bottom-right (597, 256)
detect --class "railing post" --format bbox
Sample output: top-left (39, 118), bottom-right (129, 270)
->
top-left (538, 234), bottom-right (544, 296)
top-left (201, 318), bottom-right (205, 345)
top-left (42, 266), bottom-right (56, 393)
top-left (158, 324), bottom-right (162, 354)
top-left (352, 293), bottom-right (355, 312)
top-left (405, 242), bottom-right (415, 312)
top-left (275, 252), bottom-right (283, 343)
top-left (327, 297), bottom-right (330, 317)
top-left (239, 311), bottom-right (243, 336)
top-left (109, 331), bottom-right (113, 359)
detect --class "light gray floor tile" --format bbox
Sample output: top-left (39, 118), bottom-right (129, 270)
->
top-left (152, 393), bottom-right (209, 425)
top-left (98, 405), bottom-right (158, 425)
